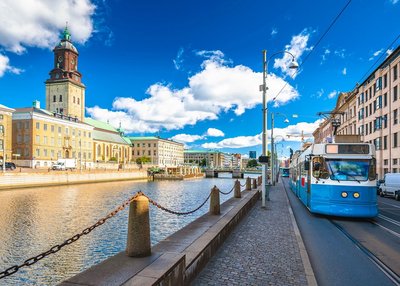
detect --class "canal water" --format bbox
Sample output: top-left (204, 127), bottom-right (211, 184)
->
top-left (0, 174), bottom-right (255, 285)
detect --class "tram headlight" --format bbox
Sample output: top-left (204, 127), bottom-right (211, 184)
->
top-left (353, 192), bottom-right (360, 199)
top-left (341, 192), bottom-right (348, 198)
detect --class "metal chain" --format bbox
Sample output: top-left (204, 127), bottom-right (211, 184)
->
top-left (0, 192), bottom-right (141, 280)
top-left (218, 185), bottom-right (235, 195)
top-left (142, 192), bottom-right (212, 216)
top-left (240, 182), bottom-right (247, 187)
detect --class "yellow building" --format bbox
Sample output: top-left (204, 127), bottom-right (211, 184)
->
top-left (12, 101), bottom-right (93, 168)
top-left (129, 137), bottom-right (184, 167)
top-left (0, 104), bottom-right (15, 165)
top-left (85, 118), bottom-right (132, 165)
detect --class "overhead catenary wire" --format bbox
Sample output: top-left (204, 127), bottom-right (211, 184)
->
top-left (356, 33), bottom-right (400, 86)
top-left (272, 0), bottom-right (353, 102)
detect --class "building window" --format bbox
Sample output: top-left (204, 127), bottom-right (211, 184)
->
top-left (73, 96), bottom-right (76, 103)
top-left (374, 137), bottom-right (381, 150)
top-left (58, 126), bottom-right (62, 133)
top-left (44, 136), bottom-right (48, 145)
top-left (148, 150), bottom-right (151, 156)
top-left (51, 125), bottom-right (55, 132)
top-left (59, 94), bottom-right (62, 102)
top-left (384, 73), bottom-right (388, 88)
top-left (44, 124), bottom-right (47, 131)
top-left (36, 148), bottom-right (40, 156)
top-left (383, 115), bottom-right (388, 128)
top-left (393, 159), bottom-right (398, 165)
top-left (35, 135), bottom-right (40, 144)
top-left (53, 95), bottom-right (56, 102)
top-left (0, 139), bottom-right (3, 151)
top-left (376, 77), bottom-right (382, 91)
top-left (384, 136), bottom-right (387, 150)
top-left (384, 93), bottom-right (387, 107)
top-left (394, 86), bottom-right (398, 102)
top-left (66, 127), bottom-right (69, 135)
top-left (393, 168), bottom-right (398, 173)
top-left (394, 109), bottom-right (398, 125)
top-left (77, 98), bottom-right (80, 105)
top-left (384, 159), bottom-right (388, 165)
top-left (365, 106), bottom-right (368, 117)
top-left (44, 149), bottom-right (48, 157)
top-left (394, 65), bottom-right (398, 81)
top-left (394, 132), bottom-right (398, 148)
top-left (36, 122), bottom-right (40, 129)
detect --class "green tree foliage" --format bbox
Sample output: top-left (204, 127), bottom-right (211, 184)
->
top-left (136, 156), bottom-right (151, 164)
top-left (247, 159), bottom-right (258, 168)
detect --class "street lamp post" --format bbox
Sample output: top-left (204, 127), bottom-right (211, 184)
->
top-left (260, 50), bottom-right (298, 207)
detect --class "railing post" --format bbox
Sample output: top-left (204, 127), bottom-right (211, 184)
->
top-left (126, 195), bottom-right (151, 257)
top-left (252, 178), bottom-right (257, 189)
top-left (234, 179), bottom-right (241, 198)
top-left (209, 186), bottom-right (220, 215)
top-left (246, 177), bottom-right (251, 191)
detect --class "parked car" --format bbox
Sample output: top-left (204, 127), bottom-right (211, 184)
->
top-left (379, 173), bottom-right (400, 200)
top-left (376, 179), bottom-right (384, 195)
top-left (0, 162), bottom-right (16, 170)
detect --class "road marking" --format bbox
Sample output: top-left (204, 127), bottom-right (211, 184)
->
top-left (380, 201), bottom-right (400, 209)
top-left (371, 220), bottom-right (400, 239)
top-left (378, 214), bottom-right (400, 227)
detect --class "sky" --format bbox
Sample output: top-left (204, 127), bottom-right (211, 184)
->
top-left (0, 0), bottom-right (399, 159)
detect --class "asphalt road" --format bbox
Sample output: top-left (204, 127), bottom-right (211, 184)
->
top-left (282, 178), bottom-right (400, 286)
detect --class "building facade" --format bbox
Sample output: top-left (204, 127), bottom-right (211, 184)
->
top-left (0, 104), bottom-right (15, 164)
top-left (313, 45), bottom-right (400, 179)
top-left (12, 103), bottom-right (93, 168)
top-left (184, 150), bottom-right (232, 169)
top-left (129, 137), bottom-right (184, 167)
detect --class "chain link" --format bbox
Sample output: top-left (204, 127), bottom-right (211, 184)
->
top-left (218, 185), bottom-right (235, 195)
top-left (0, 192), bottom-right (141, 280)
top-left (142, 192), bottom-right (212, 216)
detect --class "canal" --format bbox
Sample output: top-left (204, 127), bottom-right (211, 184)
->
top-left (0, 174), bottom-right (254, 285)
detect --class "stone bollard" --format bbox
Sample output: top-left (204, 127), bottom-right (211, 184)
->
top-left (253, 178), bottom-right (257, 189)
top-left (234, 179), bottom-right (241, 198)
top-left (126, 195), bottom-right (151, 257)
top-left (209, 186), bottom-right (220, 215)
top-left (246, 177), bottom-right (251, 191)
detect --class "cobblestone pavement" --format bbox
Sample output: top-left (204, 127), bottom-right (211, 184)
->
top-left (192, 180), bottom-right (309, 286)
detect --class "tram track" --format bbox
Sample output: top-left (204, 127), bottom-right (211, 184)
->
top-left (330, 219), bottom-right (400, 286)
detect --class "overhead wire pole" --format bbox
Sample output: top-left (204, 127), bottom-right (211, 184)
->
top-left (262, 50), bottom-right (268, 207)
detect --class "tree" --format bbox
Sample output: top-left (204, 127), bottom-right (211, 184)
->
top-left (200, 158), bottom-right (207, 167)
top-left (136, 156), bottom-right (151, 164)
top-left (247, 159), bottom-right (258, 168)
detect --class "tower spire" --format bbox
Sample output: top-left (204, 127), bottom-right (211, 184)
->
top-left (62, 22), bottom-right (71, 41)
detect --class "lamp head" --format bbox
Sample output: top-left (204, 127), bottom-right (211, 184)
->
top-left (289, 59), bottom-right (299, 69)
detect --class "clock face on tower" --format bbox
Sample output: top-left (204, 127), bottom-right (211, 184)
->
top-left (58, 56), bottom-right (63, 62)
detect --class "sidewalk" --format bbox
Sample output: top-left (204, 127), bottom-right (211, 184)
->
top-left (191, 179), bottom-right (317, 286)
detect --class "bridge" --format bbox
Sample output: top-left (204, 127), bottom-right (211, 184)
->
top-left (204, 168), bottom-right (262, 178)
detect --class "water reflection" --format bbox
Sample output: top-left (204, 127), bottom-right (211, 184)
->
top-left (0, 174), bottom-right (256, 285)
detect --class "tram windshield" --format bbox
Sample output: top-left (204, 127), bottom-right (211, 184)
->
top-left (281, 168), bottom-right (290, 177)
top-left (325, 159), bottom-right (373, 181)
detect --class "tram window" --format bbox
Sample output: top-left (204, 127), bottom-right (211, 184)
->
top-left (312, 157), bottom-right (329, 179)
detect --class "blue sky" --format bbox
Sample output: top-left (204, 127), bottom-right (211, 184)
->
top-left (0, 0), bottom-right (399, 158)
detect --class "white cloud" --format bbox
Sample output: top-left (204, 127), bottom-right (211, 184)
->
top-left (316, 89), bottom-right (324, 98)
top-left (201, 120), bottom-right (322, 149)
top-left (334, 49), bottom-right (346, 58)
top-left (328, 90), bottom-right (338, 99)
top-left (206, 128), bottom-right (224, 137)
top-left (386, 49), bottom-right (394, 57)
top-left (0, 0), bottom-right (95, 54)
top-left (0, 54), bottom-right (23, 77)
top-left (173, 47), bottom-right (184, 70)
top-left (273, 29), bottom-right (312, 78)
top-left (321, 48), bottom-right (330, 63)
top-left (87, 50), bottom-right (300, 133)
top-left (369, 49), bottom-right (383, 61)
top-left (390, 0), bottom-right (399, 4)
top-left (271, 28), bottom-right (278, 36)
top-left (342, 67), bottom-right (347, 75)
top-left (171, 134), bottom-right (203, 143)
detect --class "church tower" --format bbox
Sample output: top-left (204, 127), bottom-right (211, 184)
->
top-left (45, 25), bottom-right (85, 121)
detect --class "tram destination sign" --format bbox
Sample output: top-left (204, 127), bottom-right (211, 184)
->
top-left (326, 144), bottom-right (369, 154)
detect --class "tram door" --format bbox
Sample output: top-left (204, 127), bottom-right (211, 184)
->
top-left (306, 159), bottom-right (311, 208)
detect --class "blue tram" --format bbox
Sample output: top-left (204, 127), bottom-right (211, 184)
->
top-left (281, 167), bottom-right (290, 177)
top-left (289, 143), bottom-right (378, 218)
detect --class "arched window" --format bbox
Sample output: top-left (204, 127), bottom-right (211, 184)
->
top-left (59, 94), bottom-right (62, 102)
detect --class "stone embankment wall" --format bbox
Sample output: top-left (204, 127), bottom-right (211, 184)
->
top-left (0, 170), bottom-right (148, 190)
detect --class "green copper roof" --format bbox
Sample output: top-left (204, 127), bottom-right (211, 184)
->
top-left (62, 25), bottom-right (71, 41)
top-left (128, 136), bottom-right (159, 141)
top-left (122, 136), bottom-right (132, 145)
top-left (84, 118), bottom-right (118, 132)
top-left (184, 150), bottom-right (221, 154)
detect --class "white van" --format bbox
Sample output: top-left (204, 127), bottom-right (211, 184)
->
top-left (379, 173), bottom-right (400, 200)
